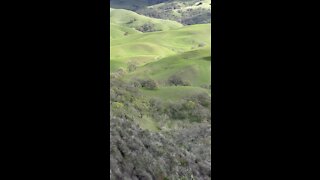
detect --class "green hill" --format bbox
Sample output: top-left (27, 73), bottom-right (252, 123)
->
top-left (110, 23), bottom-right (210, 70)
top-left (110, 7), bottom-right (211, 130)
top-left (110, 24), bottom-right (141, 39)
top-left (129, 48), bottom-right (211, 86)
top-left (110, 8), bottom-right (183, 32)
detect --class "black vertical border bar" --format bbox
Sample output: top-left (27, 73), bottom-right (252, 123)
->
top-left (212, 0), bottom-right (225, 179)
top-left (212, 0), bottom-right (217, 178)
top-left (95, 0), bottom-right (110, 178)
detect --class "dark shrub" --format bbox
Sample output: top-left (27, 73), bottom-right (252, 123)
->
top-left (168, 75), bottom-right (191, 86)
top-left (140, 79), bottom-right (158, 90)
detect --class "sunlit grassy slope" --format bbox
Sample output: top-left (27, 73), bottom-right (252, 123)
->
top-left (111, 24), bottom-right (211, 68)
top-left (110, 8), bottom-right (211, 129)
top-left (110, 10), bottom-right (211, 82)
top-left (110, 24), bottom-right (141, 39)
top-left (130, 48), bottom-right (211, 86)
top-left (141, 86), bottom-right (210, 101)
top-left (110, 8), bottom-right (183, 32)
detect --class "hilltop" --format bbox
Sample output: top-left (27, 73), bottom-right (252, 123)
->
top-left (110, 0), bottom-right (211, 25)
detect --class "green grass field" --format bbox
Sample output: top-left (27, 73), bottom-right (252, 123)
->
top-left (141, 86), bottom-right (210, 100)
top-left (111, 24), bottom-right (211, 69)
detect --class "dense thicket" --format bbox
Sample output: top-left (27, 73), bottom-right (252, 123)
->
top-left (110, 117), bottom-right (211, 179)
top-left (137, 6), bottom-right (211, 25)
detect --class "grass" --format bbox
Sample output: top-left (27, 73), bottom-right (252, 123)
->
top-left (141, 86), bottom-right (210, 101)
top-left (137, 116), bottom-right (160, 132)
top-left (111, 23), bottom-right (211, 73)
top-left (129, 48), bottom-right (211, 86)
top-left (110, 8), bottom-right (183, 32)
top-left (110, 24), bottom-right (141, 39)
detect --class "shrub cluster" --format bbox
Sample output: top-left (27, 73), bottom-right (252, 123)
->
top-left (167, 75), bottom-right (191, 86)
top-left (150, 92), bottom-right (211, 123)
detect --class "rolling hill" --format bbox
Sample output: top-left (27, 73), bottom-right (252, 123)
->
top-left (110, 8), bottom-right (211, 126)
top-left (110, 8), bottom-right (183, 33)
top-left (110, 24), bottom-right (141, 39)
top-left (110, 23), bottom-right (211, 71)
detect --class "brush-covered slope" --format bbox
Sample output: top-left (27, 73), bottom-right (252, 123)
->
top-left (110, 0), bottom-right (211, 25)
top-left (110, 8), bottom-right (183, 32)
top-left (110, 117), bottom-right (211, 179)
top-left (138, 0), bottom-right (211, 25)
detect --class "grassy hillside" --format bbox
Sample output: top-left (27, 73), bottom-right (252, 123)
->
top-left (110, 24), bottom-right (211, 71)
top-left (110, 8), bottom-right (211, 129)
top-left (110, 24), bottom-right (141, 39)
top-left (110, 8), bottom-right (183, 32)
top-left (130, 48), bottom-right (211, 86)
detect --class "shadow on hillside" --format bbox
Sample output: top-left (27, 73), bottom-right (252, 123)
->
top-left (110, 0), bottom-right (171, 11)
